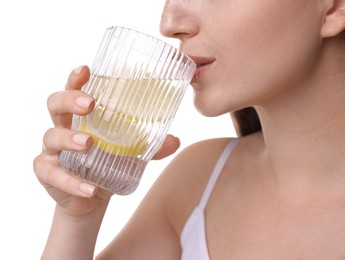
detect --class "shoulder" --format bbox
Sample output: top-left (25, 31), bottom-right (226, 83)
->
top-left (163, 137), bottom-right (237, 188)
top-left (155, 133), bottom-right (264, 232)
top-left (153, 137), bottom-right (236, 192)
top-left (169, 137), bottom-right (234, 170)
top-left (153, 137), bottom-right (238, 232)
top-left (95, 139), bottom-right (232, 258)
top-left (170, 132), bottom-right (263, 169)
top-left (96, 135), bottom-right (263, 258)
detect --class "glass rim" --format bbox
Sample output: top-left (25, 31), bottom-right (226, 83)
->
top-left (107, 25), bottom-right (196, 67)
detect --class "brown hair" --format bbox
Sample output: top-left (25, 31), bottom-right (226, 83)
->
top-left (232, 107), bottom-right (262, 136)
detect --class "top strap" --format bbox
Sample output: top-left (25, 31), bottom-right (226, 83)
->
top-left (198, 138), bottom-right (240, 209)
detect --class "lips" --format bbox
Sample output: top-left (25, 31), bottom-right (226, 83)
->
top-left (189, 56), bottom-right (216, 83)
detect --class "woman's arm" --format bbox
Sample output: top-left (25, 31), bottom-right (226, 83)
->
top-left (34, 66), bottom-right (181, 260)
top-left (96, 170), bottom-right (183, 259)
top-left (42, 200), bottom-right (109, 260)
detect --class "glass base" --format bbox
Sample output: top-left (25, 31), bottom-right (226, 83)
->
top-left (59, 145), bottom-right (147, 195)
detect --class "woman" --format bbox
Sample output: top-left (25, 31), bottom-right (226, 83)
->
top-left (34, 0), bottom-right (345, 258)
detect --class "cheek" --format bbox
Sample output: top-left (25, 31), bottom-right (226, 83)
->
top-left (192, 0), bottom-right (323, 115)
top-left (213, 2), bottom-right (322, 103)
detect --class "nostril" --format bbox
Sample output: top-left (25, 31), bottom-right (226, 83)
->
top-left (159, 3), bottom-right (199, 40)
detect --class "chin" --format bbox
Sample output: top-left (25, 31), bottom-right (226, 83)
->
top-left (193, 90), bottom-right (246, 118)
top-left (193, 98), bottom-right (225, 117)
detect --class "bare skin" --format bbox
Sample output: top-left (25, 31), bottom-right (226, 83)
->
top-left (33, 0), bottom-right (345, 259)
top-left (34, 66), bottom-right (182, 259)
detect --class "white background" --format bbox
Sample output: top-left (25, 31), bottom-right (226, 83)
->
top-left (0, 1), bottom-right (235, 258)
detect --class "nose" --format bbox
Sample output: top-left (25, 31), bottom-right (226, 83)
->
top-left (160, 0), bottom-right (199, 41)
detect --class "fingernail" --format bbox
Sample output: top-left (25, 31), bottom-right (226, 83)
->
top-left (79, 183), bottom-right (96, 196)
top-left (73, 65), bottom-right (85, 75)
top-left (76, 96), bottom-right (93, 109)
top-left (72, 133), bottom-right (90, 146)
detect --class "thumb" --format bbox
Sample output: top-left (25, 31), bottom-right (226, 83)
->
top-left (152, 134), bottom-right (180, 160)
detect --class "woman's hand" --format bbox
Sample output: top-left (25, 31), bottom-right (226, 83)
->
top-left (33, 65), bottom-right (181, 217)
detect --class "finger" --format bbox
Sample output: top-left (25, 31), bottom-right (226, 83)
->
top-left (33, 154), bottom-right (96, 197)
top-left (43, 127), bottom-right (93, 155)
top-left (47, 90), bottom-right (95, 127)
top-left (65, 65), bottom-right (91, 91)
top-left (47, 65), bottom-right (93, 127)
top-left (152, 134), bottom-right (180, 160)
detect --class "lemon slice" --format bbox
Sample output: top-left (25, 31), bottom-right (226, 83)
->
top-left (81, 111), bottom-right (148, 156)
top-left (82, 74), bottom-right (179, 156)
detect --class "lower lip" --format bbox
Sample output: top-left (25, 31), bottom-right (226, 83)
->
top-left (191, 62), bottom-right (214, 83)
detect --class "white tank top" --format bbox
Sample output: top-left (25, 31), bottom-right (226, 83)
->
top-left (180, 138), bottom-right (240, 260)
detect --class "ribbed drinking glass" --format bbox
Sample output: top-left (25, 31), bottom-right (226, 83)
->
top-left (59, 26), bottom-right (196, 195)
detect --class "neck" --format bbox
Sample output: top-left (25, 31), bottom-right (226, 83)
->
top-left (254, 42), bottom-right (345, 202)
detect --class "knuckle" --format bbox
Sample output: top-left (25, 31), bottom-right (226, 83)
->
top-left (47, 91), bottom-right (61, 112)
top-left (32, 154), bottom-right (42, 175)
top-left (32, 154), bottom-right (54, 185)
top-left (43, 128), bottom-right (55, 143)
